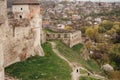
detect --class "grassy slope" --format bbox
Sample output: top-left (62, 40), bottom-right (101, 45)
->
top-left (55, 41), bottom-right (103, 75)
top-left (44, 28), bottom-right (57, 33)
top-left (5, 42), bottom-right (71, 80)
top-left (80, 77), bottom-right (99, 80)
top-left (72, 43), bottom-right (83, 53)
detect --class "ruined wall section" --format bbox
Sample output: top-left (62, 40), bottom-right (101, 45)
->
top-left (46, 31), bottom-right (82, 47)
top-left (46, 33), bottom-right (70, 45)
top-left (69, 31), bottom-right (82, 48)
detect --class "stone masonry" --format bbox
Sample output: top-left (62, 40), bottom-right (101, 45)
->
top-left (0, 0), bottom-right (8, 80)
top-left (46, 30), bottom-right (82, 48)
top-left (0, 0), bottom-right (45, 79)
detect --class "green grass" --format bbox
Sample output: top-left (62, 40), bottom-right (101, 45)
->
top-left (44, 28), bottom-right (57, 33)
top-left (80, 69), bottom-right (87, 74)
top-left (80, 77), bottom-right (99, 80)
top-left (5, 42), bottom-right (71, 80)
top-left (55, 41), bottom-right (103, 75)
top-left (72, 43), bottom-right (84, 53)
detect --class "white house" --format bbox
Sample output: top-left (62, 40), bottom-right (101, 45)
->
top-left (94, 18), bottom-right (102, 23)
top-left (57, 24), bottom-right (65, 30)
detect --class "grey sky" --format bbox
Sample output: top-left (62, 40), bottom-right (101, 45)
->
top-left (69, 0), bottom-right (120, 2)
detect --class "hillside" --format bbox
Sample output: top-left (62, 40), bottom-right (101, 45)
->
top-left (5, 41), bottom-right (106, 80)
top-left (5, 42), bottom-right (71, 80)
top-left (55, 41), bottom-right (104, 75)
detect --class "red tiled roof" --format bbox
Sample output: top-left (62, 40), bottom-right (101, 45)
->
top-left (13, 0), bottom-right (39, 5)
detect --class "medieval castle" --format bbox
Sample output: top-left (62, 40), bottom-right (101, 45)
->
top-left (0, 0), bottom-right (82, 80)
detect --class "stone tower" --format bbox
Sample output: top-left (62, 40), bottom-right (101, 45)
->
top-left (12, 0), bottom-right (44, 56)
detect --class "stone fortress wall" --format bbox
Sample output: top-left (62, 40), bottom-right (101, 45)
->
top-left (69, 31), bottom-right (82, 48)
top-left (0, 0), bottom-right (45, 79)
top-left (4, 4), bottom-right (44, 67)
top-left (0, 0), bottom-right (8, 80)
top-left (46, 30), bottom-right (82, 48)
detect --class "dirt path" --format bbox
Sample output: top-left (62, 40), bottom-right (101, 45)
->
top-left (50, 42), bottom-right (107, 80)
top-left (51, 42), bottom-right (80, 80)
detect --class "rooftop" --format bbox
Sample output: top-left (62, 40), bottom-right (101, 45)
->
top-left (13, 0), bottom-right (39, 5)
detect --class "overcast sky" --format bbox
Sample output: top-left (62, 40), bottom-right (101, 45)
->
top-left (69, 0), bottom-right (120, 2)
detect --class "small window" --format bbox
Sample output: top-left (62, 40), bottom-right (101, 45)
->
top-left (20, 15), bottom-right (22, 19)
